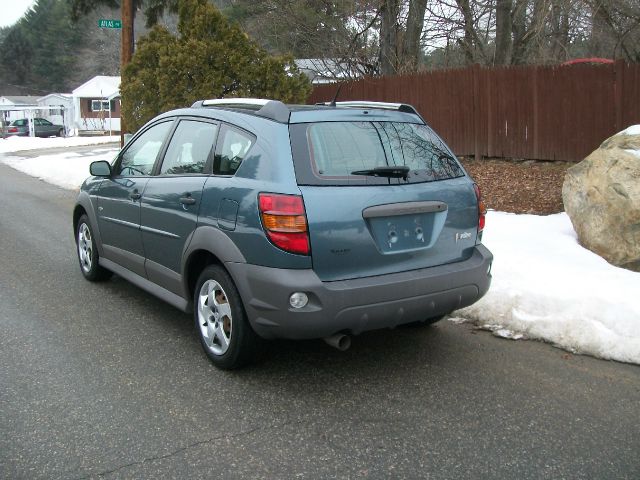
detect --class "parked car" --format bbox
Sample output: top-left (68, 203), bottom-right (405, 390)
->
top-left (6, 118), bottom-right (65, 137)
top-left (73, 99), bottom-right (492, 369)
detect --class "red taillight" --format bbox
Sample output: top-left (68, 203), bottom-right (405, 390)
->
top-left (473, 184), bottom-right (486, 233)
top-left (8, 127), bottom-right (18, 133)
top-left (258, 193), bottom-right (310, 255)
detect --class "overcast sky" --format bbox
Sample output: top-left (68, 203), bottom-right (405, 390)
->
top-left (0, 0), bottom-right (36, 28)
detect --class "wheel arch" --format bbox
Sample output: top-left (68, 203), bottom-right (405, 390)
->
top-left (182, 226), bottom-right (247, 302)
top-left (73, 193), bottom-right (104, 256)
top-left (72, 205), bottom-right (87, 238)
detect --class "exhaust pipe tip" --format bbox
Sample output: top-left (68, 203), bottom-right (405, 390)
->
top-left (324, 333), bottom-right (351, 351)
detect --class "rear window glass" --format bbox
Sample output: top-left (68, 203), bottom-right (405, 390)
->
top-left (290, 121), bottom-right (464, 186)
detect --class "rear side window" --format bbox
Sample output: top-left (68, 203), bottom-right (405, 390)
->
top-left (213, 125), bottom-right (255, 175)
top-left (160, 120), bottom-right (218, 175)
top-left (290, 121), bottom-right (464, 186)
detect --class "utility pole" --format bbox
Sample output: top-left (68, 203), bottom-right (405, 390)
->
top-left (120, 0), bottom-right (134, 146)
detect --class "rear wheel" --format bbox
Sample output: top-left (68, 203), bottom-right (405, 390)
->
top-left (76, 214), bottom-right (112, 281)
top-left (194, 265), bottom-right (262, 369)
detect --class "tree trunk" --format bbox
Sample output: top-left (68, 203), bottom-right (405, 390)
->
top-left (455, 0), bottom-right (477, 64)
top-left (402, 0), bottom-right (429, 71)
top-left (494, 0), bottom-right (513, 65)
top-left (379, 0), bottom-right (400, 75)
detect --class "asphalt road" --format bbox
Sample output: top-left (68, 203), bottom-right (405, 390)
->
top-left (1, 160), bottom-right (639, 480)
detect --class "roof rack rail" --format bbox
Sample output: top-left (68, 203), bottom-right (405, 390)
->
top-left (193, 98), bottom-right (291, 123)
top-left (316, 100), bottom-right (424, 120)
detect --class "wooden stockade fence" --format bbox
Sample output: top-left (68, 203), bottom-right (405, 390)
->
top-left (307, 61), bottom-right (640, 162)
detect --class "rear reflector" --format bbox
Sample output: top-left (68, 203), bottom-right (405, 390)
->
top-left (259, 193), bottom-right (310, 255)
top-left (473, 184), bottom-right (486, 233)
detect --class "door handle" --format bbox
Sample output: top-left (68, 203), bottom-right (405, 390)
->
top-left (130, 191), bottom-right (141, 201)
top-left (180, 196), bottom-right (196, 205)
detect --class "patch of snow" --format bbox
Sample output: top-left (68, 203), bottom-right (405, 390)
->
top-left (617, 125), bottom-right (640, 136)
top-left (455, 211), bottom-right (640, 364)
top-left (624, 149), bottom-right (640, 159)
top-left (447, 317), bottom-right (469, 325)
top-left (2, 149), bottom-right (117, 190)
top-left (0, 135), bottom-right (119, 154)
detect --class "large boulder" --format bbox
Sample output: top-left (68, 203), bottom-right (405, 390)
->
top-left (562, 127), bottom-right (640, 272)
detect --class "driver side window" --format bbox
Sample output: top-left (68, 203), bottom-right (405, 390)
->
top-left (117, 121), bottom-right (172, 176)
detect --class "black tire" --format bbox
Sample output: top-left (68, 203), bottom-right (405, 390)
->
top-left (76, 214), bottom-right (112, 281)
top-left (194, 265), bottom-right (263, 369)
top-left (57, 128), bottom-right (64, 137)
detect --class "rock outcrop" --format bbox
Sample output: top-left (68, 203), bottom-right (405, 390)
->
top-left (562, 129), bottom-right (640, 272)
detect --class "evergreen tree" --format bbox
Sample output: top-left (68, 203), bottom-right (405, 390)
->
top-left (121, 0), bottom-right (311, 131)
top-left (0, 0), bottom-right (85, 92)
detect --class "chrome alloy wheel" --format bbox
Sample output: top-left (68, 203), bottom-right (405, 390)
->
top-left (77, 223), bottom-right (93, 273)
top-left (198, 280), bottom-right (233, 356)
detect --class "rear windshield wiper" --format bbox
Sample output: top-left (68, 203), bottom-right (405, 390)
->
top-left (351, 166), bottom-right (410, 180)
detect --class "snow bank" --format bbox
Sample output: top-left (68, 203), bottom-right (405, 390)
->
top-left (618, 125), bottom-right (640, 136)
top-left (2, 149), bottom-right (117, 190)
top-left (453, 211), bottom-right (640, 364)
top-left (0, 135), bottom-right (119, 154)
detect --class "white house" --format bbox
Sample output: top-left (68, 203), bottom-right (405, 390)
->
top-left (294, 59), bottom-right (366, 84)
top-left (0, 96), bottom-right (39, 123)
top-left (72, 76), bottom-right (121, 134)
top-left (37, 93), bottom-right (74, 133)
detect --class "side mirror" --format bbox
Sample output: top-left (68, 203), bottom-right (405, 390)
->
top-left (90, 160), bottom-right (112, 177)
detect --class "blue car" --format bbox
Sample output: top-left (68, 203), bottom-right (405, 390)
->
top-left (73, 99), bottom-right (492, 368)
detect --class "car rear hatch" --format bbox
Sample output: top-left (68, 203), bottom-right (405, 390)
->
top-left (289, 118), bottom-right (480, 282)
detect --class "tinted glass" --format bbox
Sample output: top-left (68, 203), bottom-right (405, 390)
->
top-left (290, 121), bottom-right (464, 186)
top-left (118, 121), bottom-right (172, 176)
top-left (308, 122), bottom-right (463, 179)
top-left (160, 120), bottom-right (217, 175)
top-left (214, 126), bottom-right (254, 175)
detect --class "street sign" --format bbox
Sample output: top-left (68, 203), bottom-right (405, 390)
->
top-left (98, 19), bottom-right (122, 29)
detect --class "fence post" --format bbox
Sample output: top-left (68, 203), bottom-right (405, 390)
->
top-left (473, 64), bottom-right (481, 161)
top-left (614, 59), bottom-right (624, 133)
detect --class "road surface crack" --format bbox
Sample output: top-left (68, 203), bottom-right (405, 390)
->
top-left (71, 424), bottom-right (269, 479)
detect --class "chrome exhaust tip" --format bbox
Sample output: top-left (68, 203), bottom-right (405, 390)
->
top-left (323, 333), bottom-right (351, 351)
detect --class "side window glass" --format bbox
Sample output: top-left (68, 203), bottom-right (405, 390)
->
top-left (214, 126), bottom-right (255, 175)
top-left (117, 121), bottom-right (172, 176)
top-left (42, 119), bottom-right (52, 126)
top-left (160, 120), bottom-right (217, 175)
top-left (34, 119), bottom-right (42, 126)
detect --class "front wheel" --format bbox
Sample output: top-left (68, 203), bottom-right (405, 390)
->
top-left (76, 214), bottom-right (112, 281)
top-left (194, 265), bottom-right (262, 369)
top-left (57, 128), bottom-right (64, 137)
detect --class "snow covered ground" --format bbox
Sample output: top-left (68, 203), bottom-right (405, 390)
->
top-left (0, 135), bottom-right (119, 154)
top-left (452, 212), bottom-right (640, 364)
top-left (1, 135), bottom-right (639, 365)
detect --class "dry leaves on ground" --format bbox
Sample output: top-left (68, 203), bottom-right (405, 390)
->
top-left (460, 158), bottom-right (572, 215)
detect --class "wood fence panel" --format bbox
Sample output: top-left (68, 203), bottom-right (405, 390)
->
top-left (534, 64), bottom-right (615, 161)
top-left (306, 63), bottom-right (639, 162)
top-left (621, 62), bottom-right (640, 129)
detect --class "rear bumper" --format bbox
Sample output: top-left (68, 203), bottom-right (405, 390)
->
top-left (226, 245), bottom-right (493, 340)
